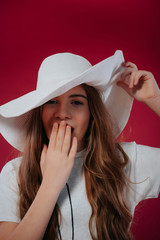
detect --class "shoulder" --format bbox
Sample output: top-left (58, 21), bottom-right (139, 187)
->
top-left (0, 157), bottom-right (22, 184)
top-left (1, 157), bottom-right (22, 172)
top-left (119, 141), bottom-right (137, 160)
top-left (120, 142), bottom-right (160, 201)
top-left (0, 157), bottom-right (22, 223)
top-left (120, 141), bottom-right (160, 161)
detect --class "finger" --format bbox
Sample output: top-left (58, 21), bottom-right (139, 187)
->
top-left (133, 71), bottom-right (142, 87)
top-left (121, 67), bottom-right (135, 83)
top-left (134, 70), bottom-right (151, 84)
top-left (129, 71), bottom-right (137, 88)
top-left (122, 61), bottom-right (138, 70)
top-left (40, 144), bottom-right (47, 169)
top-left (55, 120), bottom-right (66, 151)
top-left (130, 70), bottom-right (148, 88)
top-left (48, 122), bottom-right (58, 150)
top-left (62, 125), bottom-right (71, 154)
top-left (68, 137), bottom-right (78, 162)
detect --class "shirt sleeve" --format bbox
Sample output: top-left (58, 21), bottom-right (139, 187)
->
top-left (0, 158), bottom-right (21, 223)
top-left (121, 142), bottom-right (160, 204)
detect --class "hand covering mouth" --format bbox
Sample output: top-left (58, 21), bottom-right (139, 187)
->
top-left (63, 123), bottom-right (74, 134)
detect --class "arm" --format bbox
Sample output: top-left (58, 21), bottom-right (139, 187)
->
top-left (0, 180), bottom-right (60, 240)
top-left (117, 62), bottom-right (160, 116)
top-left (0, 121), bottom-right (77, 240)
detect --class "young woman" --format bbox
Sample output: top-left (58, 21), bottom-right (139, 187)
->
top-left (0, 50), bottom-right (160, 240)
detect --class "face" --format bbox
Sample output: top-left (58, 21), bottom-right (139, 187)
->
top-left (42, 85), bottom-right (90, 151)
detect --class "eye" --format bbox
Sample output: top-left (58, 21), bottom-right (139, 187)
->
top-left (45, 100), bottom-right (58, 105)
top-left (71, 100), bottom-right (84, 106)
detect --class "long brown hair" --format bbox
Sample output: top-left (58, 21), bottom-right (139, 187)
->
top-left (19, 84), bottom-right (132, 239)
top-left (83, 84), bottom-right (132, 239)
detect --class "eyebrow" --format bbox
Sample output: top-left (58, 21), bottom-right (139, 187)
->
top-left (69, 94), bottom-right (87, 99)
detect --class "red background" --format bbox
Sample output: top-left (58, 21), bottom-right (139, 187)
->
top-left (0, 0), bottom-right (160, 239)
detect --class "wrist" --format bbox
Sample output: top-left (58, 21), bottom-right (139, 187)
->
top-left (41, 176), bottom-right (62, 198)
top-left (144, 94), bottom-right (160, 117)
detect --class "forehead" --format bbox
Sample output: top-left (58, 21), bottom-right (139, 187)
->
top-left (58, 85), bottom-right (87, 98)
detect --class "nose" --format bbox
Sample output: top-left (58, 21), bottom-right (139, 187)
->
top-left (54, 103), bottom-right (71, 120)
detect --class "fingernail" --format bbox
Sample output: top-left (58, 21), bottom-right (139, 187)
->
top-left (61, 121), bottom-right (66, 127)
top-left (66, 125), bottom-right (71, 131)
top-left (53, 122), bottom-right (58, 128)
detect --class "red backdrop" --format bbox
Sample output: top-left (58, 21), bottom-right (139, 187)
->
top-left (0, 0), bottom-right (160, 239)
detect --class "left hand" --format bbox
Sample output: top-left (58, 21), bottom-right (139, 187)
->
top-left (117, 62), bottom-right (160, 103)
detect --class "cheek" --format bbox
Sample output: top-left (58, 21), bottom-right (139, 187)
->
top-left (42, 109), bottom-right (47, 127)
top-left (76, 112), bottom-right (90, 136)
top-left (41, 108), bottom-right (52, 137)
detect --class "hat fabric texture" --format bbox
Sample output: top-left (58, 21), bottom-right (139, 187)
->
top-left (0, 50), bottom-right (133, 152)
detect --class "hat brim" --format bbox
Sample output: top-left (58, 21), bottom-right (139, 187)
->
top-left (0, 50), bottom-right (133, 151)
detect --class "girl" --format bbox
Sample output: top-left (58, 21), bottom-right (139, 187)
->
top-left (0, 50), bottom-right (160, 240)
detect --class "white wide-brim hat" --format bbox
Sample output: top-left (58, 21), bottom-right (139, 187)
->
top-left (0, 50), bottom-right (133, 152)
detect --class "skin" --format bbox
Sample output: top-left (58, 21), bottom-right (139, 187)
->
top-left (0, 62), bottom-right (160, 240)
top-left (42, 85), bottom-right (90, 152)
top-left (41, 85), bottom-right (90, 190)
top-left (117, 62), bottom-right (160, 116)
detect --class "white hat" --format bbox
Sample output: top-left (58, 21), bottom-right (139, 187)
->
top-left (0, 50), bottom-right (133, 152)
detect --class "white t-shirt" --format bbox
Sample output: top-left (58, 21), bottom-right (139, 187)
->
top-left (0, 142), bottom-right (160, 239)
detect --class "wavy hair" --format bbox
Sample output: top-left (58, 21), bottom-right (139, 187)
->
top-left (83, 84), bottom-right (132, 239)
top-left (18, 84), bottom-right (132, 239)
